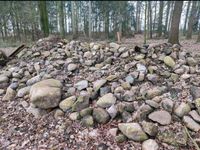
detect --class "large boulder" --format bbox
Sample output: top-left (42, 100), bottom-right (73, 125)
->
top-left (30, 79), bottom-right (62, 109)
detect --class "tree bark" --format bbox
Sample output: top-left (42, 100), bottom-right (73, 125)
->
top-left (157, 1), bottom-right (164, 37)
top-left (148, 1), bottom-right (152, 39)
top-left (88, 1), bottom-right (92, 39)
top-left (183, 1), bottom-right (191, 36)
top-left (168, 1), bottom-right (183, 44)
top-left (164, 1), bottom-right (171, 36)
top-left (58, 1), bottom-right (65, 37)
top-left (38, 1), bottom-right (49, 37)
top-left (186, 1), bottom-right (197, 39)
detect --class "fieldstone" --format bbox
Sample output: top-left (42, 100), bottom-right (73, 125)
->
top-left (108, 128), bottom-right (118, 137)
top-left (118, 123), bottom-right (148, 141)
top-left (157, 127), bottom-right (188, 146)
top-left (81, 115), bottom-right (94, 127)
top-left (195, 98), bottom-right (200, 113)
top-left (163, 56), bottom-right (175, 68)
top-left (190, 86), bottom-right (200, 100)
top-left (2, 87), bottom-right (16, 101)
top-left (145, 100), bottom-right (159, 108)
top-left (136, 64), bottom-right (147, 73)
top-left (186, 57), bottom-right (197, 66)
top-left (69, 112), bottom-right (81, 120)
top-left (30, 79), bottom-right (62, 109)
top-left (115, 134), bottom-right (127, 143)
top-left (74, 80), bottom-right (88, 90)
top-left (146, 74), bottom-right (159, 83)
top-left (174, 102), bottom-right (191, 117)
top-left (100, 86), bottom-right (111, 96)
top-left (17, 86), bottom-right (31, 98)
top-left (54, 109), bottom-right (64, 119)
top-left (93, 107), bottom-right (110, 124)
top-left (107, 105), bottom-right (118, 119)
top-left (59, 96), bottom-right (76, 112)
top-left (26, 104), bottom-right (47, 118)
top-left (96, 93), bottom-right (116, 108)
top-left (146, 87), bottom-right (164, 99)
top-left (0, 75), bottom-right (9, 83)
top-left (93, 79), bottom-right (107, 91)
top-left (141, 121), bottom-right (158, 136)
top-left (109, 42), bottom-right (120, 51)
top-left (68, 63), bottom-right (77, 71)
top-left (122, 111), bottom-right (132, 122)
top-left (125, 75), bottom-right (134, 84)
top-left (80, 107), bottom-right (93, 117)
top-left (72, 95), bottom-right (89, 112)
top-left (9, 82), bottom-right (18, 90)
top-left (106, 75), bottom-right (117, 81)
top-left (134, 54), bottom-right (145, 60)
top-left (161, 99), bottom-right (174, 112)
top-left (183, 116), bottom-right (200, 132)
top-left (189, 110), bottom-right (200, 123)
top-left (0, 89), bottom-right (5, 95)
top-left (148, 110), bottom-right (171, 125)
top-left (142, 139), bottom-right (159, 150)
top-left (26, 75), bottom-right (41, 86)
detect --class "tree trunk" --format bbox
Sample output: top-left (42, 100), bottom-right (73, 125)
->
top-left (164, 1), bottom-right (170, 36)
top-left (58, 1), bottom-right (65, 37)
top-left (88, 1), bottom-right (92, 39)
top-left (183, 1), bottom-right (191, 36)
top-left (153, 1), bottom-right (157, 32)
top-left (157, 1), bottom-right (164, 37)
top-left (148, 1), bottom-right (152, 39)
top-left (168, 1), bottom-right (174, 32)
top-left (186, 1), bottom-right (197, 39)
top-left (168, 1), bottom-right (183, 44)
top-left (197, 29), bottom-right (200, 42)
top-left (71, 1), bottom-right (77, 39)
top-left (38, 1), bottom-right (49, 37)
top-left (144, 1), bottom-right (147, 44)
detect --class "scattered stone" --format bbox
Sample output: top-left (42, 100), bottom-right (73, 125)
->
top-left (161, 99), bottom-right (174, 112)
top-left (69, 112), bottom-right (81, 121)
top-left (174, 102), bottom-right (191, 117)
top-left (93, 107), bottom-right (110, 124)
top-left (96, 93), bottom-right (116, 108)
top-left (80, 107), bottom-right (93, 117)
top-left (72, 95), bottom-right (89, 112)
top-left (183, 116), bottom-right (200, 132)
top-left (189, 110), bottom-right (200, 123)
top-left (26, 75), bottom-right (41, 86)
top-left (67, 63), bottom-right (77, 71)
top-left (54, 109), bottom-right (64, 119)
top-left (115, 134), bottom-right (127, 143)
top-left (142, 139), bottom-right (159, 150)
top-left (81, 115), bottom-right (94, 127)
top-left (30, 79), bottom-right (62, 109)
top-left (118, 123), bottom-right (148, 141)
top-left (157, 127), bottom-right (188, 146)
top-left (74, 80), bottom-right (88, 90)
top-left (26, 104), bottom-right (47, 118)
top-left (164, 56), bottom-right (176, 68)
top-left (93, 79), bottom-right (107, 91)
top-left (141, 121), bottom-right (158, 137)
top-left (2, 87), bottom-right (16, 101)
top-left (17, 86), bottom-right (31, 98)
top-left (107, 105), bottom-right (118, 119)
top-left (148, 110), bottom-right (171, 125)
top-left (59, 96), bottom-right (76, 112)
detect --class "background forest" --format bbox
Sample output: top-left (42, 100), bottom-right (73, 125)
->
top-left (0, 1), bottom-right (200, 46)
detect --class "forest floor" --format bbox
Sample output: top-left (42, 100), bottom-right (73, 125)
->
top-left (1, 34), bottom-right (200, 57)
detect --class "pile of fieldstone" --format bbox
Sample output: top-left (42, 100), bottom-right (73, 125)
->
top-left (1, 37), bottom-right (200, 149)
